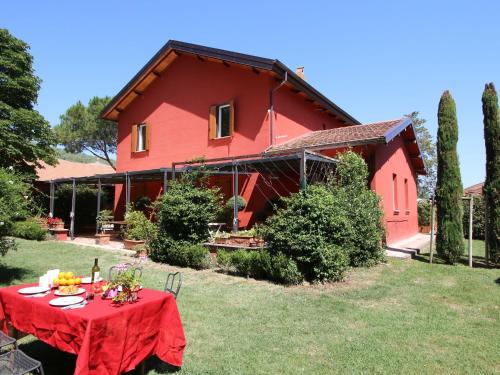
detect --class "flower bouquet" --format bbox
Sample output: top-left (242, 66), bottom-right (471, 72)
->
top-left (102, 267), bottom-right (141, 305)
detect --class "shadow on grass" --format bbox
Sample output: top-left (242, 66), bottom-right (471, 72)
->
top-left (495, 277), bottom-right (500, 286)
top-left (0, 264), bottom-right (32, 285)
top-left (412, 253), bottom-right (491, 269)
top-left (139, 356), bottom-right (181, 374)
top-left (19, 339), bottom-right (180, 375)
top-left (18, 339), bottom-right (76, 375)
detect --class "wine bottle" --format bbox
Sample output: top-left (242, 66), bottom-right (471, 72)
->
top-left (91, 258), bottom-right (100, 283)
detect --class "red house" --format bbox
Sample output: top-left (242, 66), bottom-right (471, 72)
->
top-left (98, 41), bottom-right (425, 245)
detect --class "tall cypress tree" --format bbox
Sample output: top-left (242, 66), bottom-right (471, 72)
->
top-left (436, 91), bottom-right (464, 264)
top-left (482, 83), bottom-right (500, 264)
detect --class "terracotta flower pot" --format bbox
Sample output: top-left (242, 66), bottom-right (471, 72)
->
top-left (124, 239), bottom-right (145, 250)
top-left (50, 222), bottom-right (65, 230)
top-left (51, 228), bottom-right (68, 241)
top-left (215, 237), bottom-right (228, 244)
top-left (95, 233), bottom-right (111, 245)
top-left (419, 225), bottom-right (431, 234)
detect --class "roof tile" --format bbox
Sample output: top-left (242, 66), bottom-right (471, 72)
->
top-left (267, 118), bottom-right (405, 153)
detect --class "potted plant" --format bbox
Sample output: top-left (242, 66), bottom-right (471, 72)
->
top-left (214, 232), bottom-right (230, 244)
top-left (95, 209), bottom-right (113, 245)
top-left (230, 228), bottom-right (256, 246)
top-left (123, 209), bottom-right (156, 250)
top-left (47, 217), bottom-right (64, 230)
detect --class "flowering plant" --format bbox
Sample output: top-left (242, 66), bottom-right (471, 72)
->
top-left (47, 217), bottom-right (63, 225)
top-left (102, 267), bottom-right (141, 305)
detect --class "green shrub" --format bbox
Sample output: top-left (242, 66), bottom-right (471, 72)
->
top-left (12, 220), bottom-right (47, 241)
top-left (149, 239), bottom-right (210, 269)
top-left (225, 195), bottom-right (247, 211)
top-left (259, 151), bottom-right (384, 282)
top-left (418, 200), bottom-right (431, 226)
top-left (0, 169), bottom-right (31, 255)
top-left (154, 179), bottom-right (223, 244)
top-left (259, 185), bottom-right (351, 282)
top-left (217, 249), bottom-right (303, 285)
top-left (216, 249), bottom-right (232, 271)
top-left (123, 209), bottom-right (156, 242)
top-left (328, 151), bottom-right (385, 267)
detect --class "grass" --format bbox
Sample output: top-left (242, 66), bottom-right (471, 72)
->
top-left (1, 239), bottom-right (499, 375)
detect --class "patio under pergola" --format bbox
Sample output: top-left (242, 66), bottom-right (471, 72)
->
top-left (47, 150), bottom-right (338, 240)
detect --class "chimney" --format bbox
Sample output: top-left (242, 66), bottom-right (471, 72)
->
top-left (295, 66), bottom-right (305, 80)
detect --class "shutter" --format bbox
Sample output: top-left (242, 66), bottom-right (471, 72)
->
top-left (229, 99), bottom-right (235, 136)
top-left (131, 124), bottom-right (138, 153)
top-left (209, 105), bottom-right (217, 139)
top-left (145, 123), bottom-right (151, 151)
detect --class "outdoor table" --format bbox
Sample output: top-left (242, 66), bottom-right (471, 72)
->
top-left (0, 283), bottom-right (186, 375)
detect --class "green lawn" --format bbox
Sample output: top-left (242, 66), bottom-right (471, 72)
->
top-left (1, 239), bottom-right (499, 375)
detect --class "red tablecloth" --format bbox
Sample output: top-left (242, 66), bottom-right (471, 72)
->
top-left (0, 284), bottom-right (186, 375)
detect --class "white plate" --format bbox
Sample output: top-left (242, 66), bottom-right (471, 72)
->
top-left (54, 287), bottom-right (86, 296)
top-left (49, 296), bottom-right (84, 307)
top-left (80, 277), bottom-right (103, 284)
top-left (18, 286), bottom-right (50, 295)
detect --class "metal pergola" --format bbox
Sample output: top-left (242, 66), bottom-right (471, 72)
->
top-left (48, 150), bottom-right (337, 239)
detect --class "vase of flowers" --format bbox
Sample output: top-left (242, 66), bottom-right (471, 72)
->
top-left (102, 267), bottom-right (141, 305)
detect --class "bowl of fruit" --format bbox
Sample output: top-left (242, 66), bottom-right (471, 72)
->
top-left (53, 272), bottom-right (84, 296)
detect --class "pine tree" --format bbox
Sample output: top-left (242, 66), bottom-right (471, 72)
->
top-left (482, 83), bottom-right (500, 264)
top-left (436, 91), bottom-right (464, 264)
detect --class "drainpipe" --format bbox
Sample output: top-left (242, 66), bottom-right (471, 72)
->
top-left (269, 71), bottom-right (288, 146)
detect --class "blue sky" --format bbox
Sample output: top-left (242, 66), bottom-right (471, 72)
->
top-left (2, 0), bottom-right (499, 187)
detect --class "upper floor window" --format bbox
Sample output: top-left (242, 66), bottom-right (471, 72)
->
top-left (131, 123), bottom-right (150, 153)
top-left (209, 101), bottom-right (234, 139)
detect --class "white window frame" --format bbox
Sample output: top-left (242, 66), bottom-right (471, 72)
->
top-left (217, 104), bottom-right (231, 138)
top-left (136, 123), bottom-right (147, 152)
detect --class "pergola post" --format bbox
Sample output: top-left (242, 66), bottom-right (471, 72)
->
top-left (172, 165), bottom-right (176, 181)
top-left (468, 196), bottom-right (474, 268)
top-left (232, 163), bottom-right (239, 233)
top-left (125, 172), bottom-right (131, 210)
top-left (163, 170), bottom-right (168, 193)
top-left (96, 178), bottom-right (102, 235)
top-left (299, 150), bottom-right (307, 190)
top-left (70, 179), bottom-right (76, 240)
top-left (49, 181), bottom-right (55, 218)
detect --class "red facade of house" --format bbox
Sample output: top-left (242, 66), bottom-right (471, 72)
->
top-left (103, 41), bottom-right (425, 245)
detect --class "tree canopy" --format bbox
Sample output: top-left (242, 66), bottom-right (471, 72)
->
top-left (0, 28), bottom-right (56, 174)
top-left (481, 83), bottom-right (499, 264)
top-left (55, 96), bottom-right (117, 169)
top-left (435, 91), bottom-right (464, 264)
top-left (405, 111), bottom-right (436, 198)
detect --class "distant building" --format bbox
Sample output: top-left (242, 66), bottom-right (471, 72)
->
top-left (464, 182), bottom-right (484, 196)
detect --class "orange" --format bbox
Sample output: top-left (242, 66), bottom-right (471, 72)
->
top-left (59, 279), bottom-right (67, 286)
top-left (67, 272), bottom-right (74, 278)
top-left (58, 272), bottom-right (65, 279)
top-left (53, 278), bottom-right (60, 285)
top-left (67, 279), bottom-right (75, 286)
top-left (75, 278), bottom-right (81, 285)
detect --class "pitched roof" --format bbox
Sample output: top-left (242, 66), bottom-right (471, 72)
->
top-left (266, 117), bottom-right (427, 175)
top-left (101, 40), bottom-right (359, 125)
top-left (464, 182), bottom-right (484, 196)
top-left (35, 159), bottom-right (115, 182)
